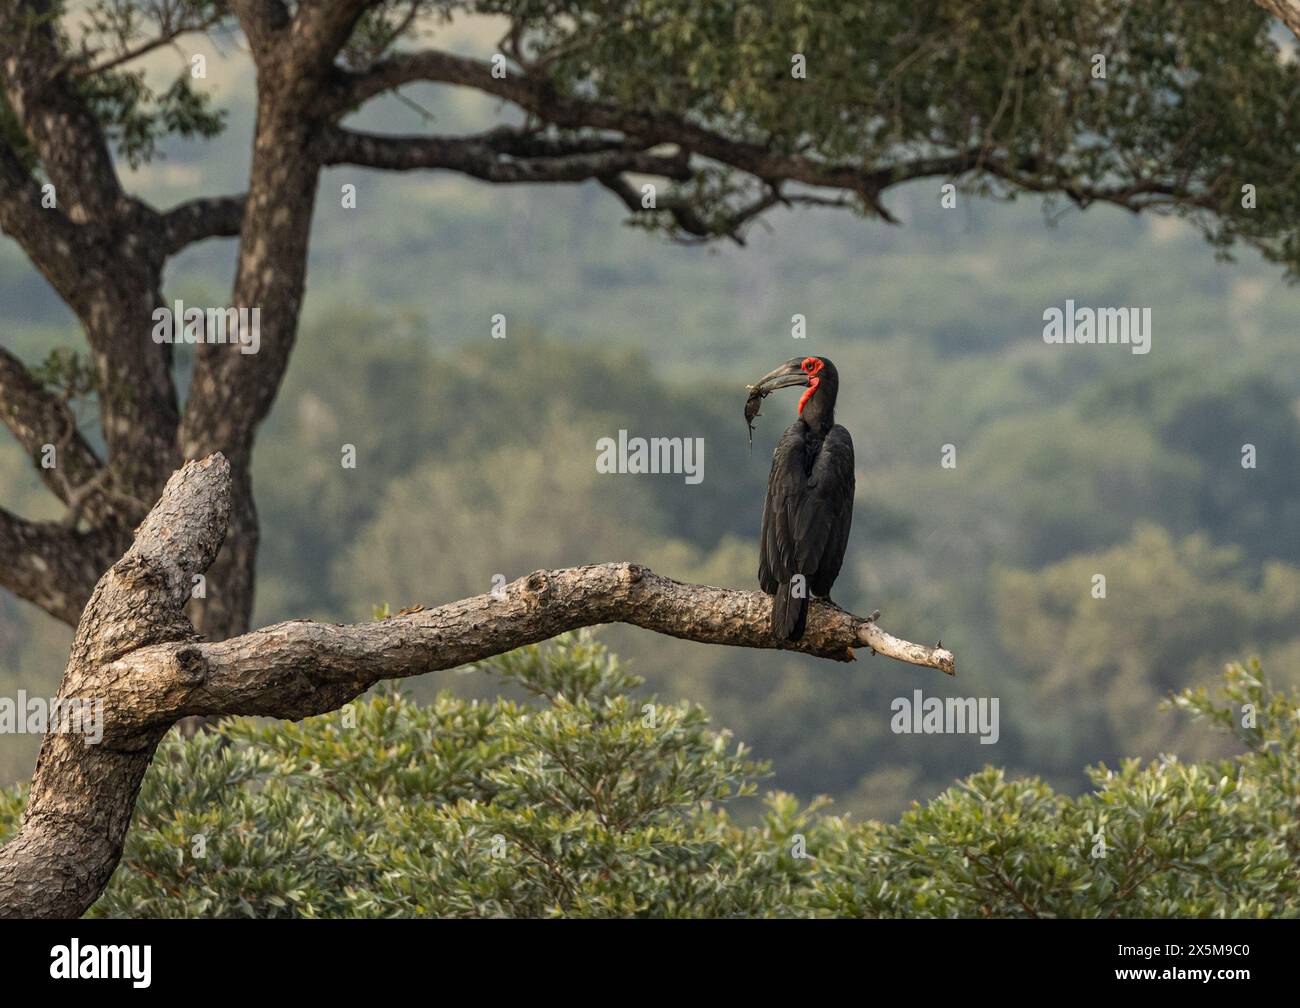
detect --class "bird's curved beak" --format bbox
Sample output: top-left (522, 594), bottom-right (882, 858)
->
top-left (747, 359), bottom-right (809, 393)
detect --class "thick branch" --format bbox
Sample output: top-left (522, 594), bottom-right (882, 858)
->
top-left (0, 453), bottom-right (952, 917)
top-left (0, 345), bottom-right (103, 506)
top-left (158, 193), bottom-right (248, 254)
top-left (0, 142), bottom-right (102, 311)
top-left (106, 564), bottom-right (954, 735)
top-left (600, 174), bottom-right (805, 243)
top-left (230, 0), bottom-right (291, 57)
top-left (0, 18), bottom-right (181, 504)
top-left (0, 506), bottom-right (113, 624)
top-left (102, 456), bottom-right (952, 727)
top-left (1, 151), bottom-right (182, 494)
top-left (0, 455), bottom-right (230, 918)
top-left (331, 50), bottom-right (891, 201)
top-left (321, 126), bottom-right (690, 182)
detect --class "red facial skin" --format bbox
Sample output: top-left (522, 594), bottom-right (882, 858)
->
top-left (797, 357), bottom-right (824, 415)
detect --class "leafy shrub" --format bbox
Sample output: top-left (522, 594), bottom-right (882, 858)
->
top-left (1, 638), bottom-right (1295, 917)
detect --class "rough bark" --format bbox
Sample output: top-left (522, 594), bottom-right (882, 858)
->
top-left (175, 9), bottom-right (347, 644)
top-left (0, 1), bottom-right (124, 224)
top-left (0, 508), bottom-right (115, 624)
top-left (0, 455), bottom-right (229, 918)
top-left (1254, 0), bottom-right (1300, 40)
top-left (0, 454), bottom-right (953, 918)
top-left (0, 346), bottom-right (103, 509)
top-left (320, 125), bottom-right (692, 181)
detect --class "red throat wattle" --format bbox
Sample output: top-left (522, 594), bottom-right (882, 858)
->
top-left (797, 377), bottom-right (820, 415)
top-left (797, 357), bottom-right (824, 415)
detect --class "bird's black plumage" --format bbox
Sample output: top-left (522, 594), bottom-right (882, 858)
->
top-left (751, 357), bottom-right (855, 641)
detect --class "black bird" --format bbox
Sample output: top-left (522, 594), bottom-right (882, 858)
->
top-left (748, 356), bottom-right (855, 641)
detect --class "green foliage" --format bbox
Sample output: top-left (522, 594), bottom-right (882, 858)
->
top-left (78, 68), bottom-right (226, 169)
top-left (33, 1), bottom-right (231, 168)
top-left (340, 0), bottom-right (458, 70)
top-left (1083, 365), bottom-right (1300, 564)
top-left (996, 525), bottom-right (1300, 762)
top-left (23, 1), bottom-right (1300, 266)
top-left (6, 634), bottom-right (807, 918)
top-left (818, 660), bottom-right (1300, 917)
top-left (480, 0), bottom-right (1300, 271)
top-left (1, 641), bottom-right (1294, 917)
top-left (30, 346), bottom-right (98, 399)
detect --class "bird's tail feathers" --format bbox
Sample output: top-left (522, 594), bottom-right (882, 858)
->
top-left (772, 581), bottom-right (808, 642)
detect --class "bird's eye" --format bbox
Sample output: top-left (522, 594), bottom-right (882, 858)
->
top-left (801, 357), bottom-right (816, 373)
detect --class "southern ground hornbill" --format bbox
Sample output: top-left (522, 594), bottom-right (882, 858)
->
top-left (746, 356), bottom-right (855, 642)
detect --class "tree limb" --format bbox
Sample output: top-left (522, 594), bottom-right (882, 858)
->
top-left (158, 193), bottom-right (248, 254)
top-left (0, 453), bottom-right (953, 917)
top-left (600, 175), bottom-right (807, 244)
top-left (331, 49), bottom-right (1223, 228)
top-left (0, 345), bottom-right (104, 507)
top-left (0, 506), bottom-right (114, 624)
top-left (0, 12), bottom-right (182, 507)
top-left (330, 49), bottom-right (893, 202)
top-left (230, 0), bottom-right (291, 58)
top-left (108, 563), bottom-right (952, 736)
top-left (0, 145), bottom-right (180, 507)
top-left (0, 142), bottom-right (102, 312)
top-left (1254, 0), bottom-right (1300, 41)
top-left (0, 455), bottom-right (229, 918)
top-left (0, 1), bottom-right (126, 222)
top-left (320, 126), bottom-right (691, 182)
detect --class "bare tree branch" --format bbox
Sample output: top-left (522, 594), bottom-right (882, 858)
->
top-left (0, 455), bottom-right (230, 917)
top-left (0, 506), bottom-right (114, 624)
top-left (320, 126), bottom-right (691, 182)
top-left (0, 142), bottom-right (103, 313)
top-left (0, 346), bottom-right (104, 507)
top-left (109, 565), bottom-right (952, 736)
top-left (471, 127), bottom-right (651, 158)
top-left (0, 453), bottom-right (952, 917)
top-left (158, 193), bottom-right (248, 254)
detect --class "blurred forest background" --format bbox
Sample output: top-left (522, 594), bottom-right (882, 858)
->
top-left (3, 22), bottom-right (1299, 823)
